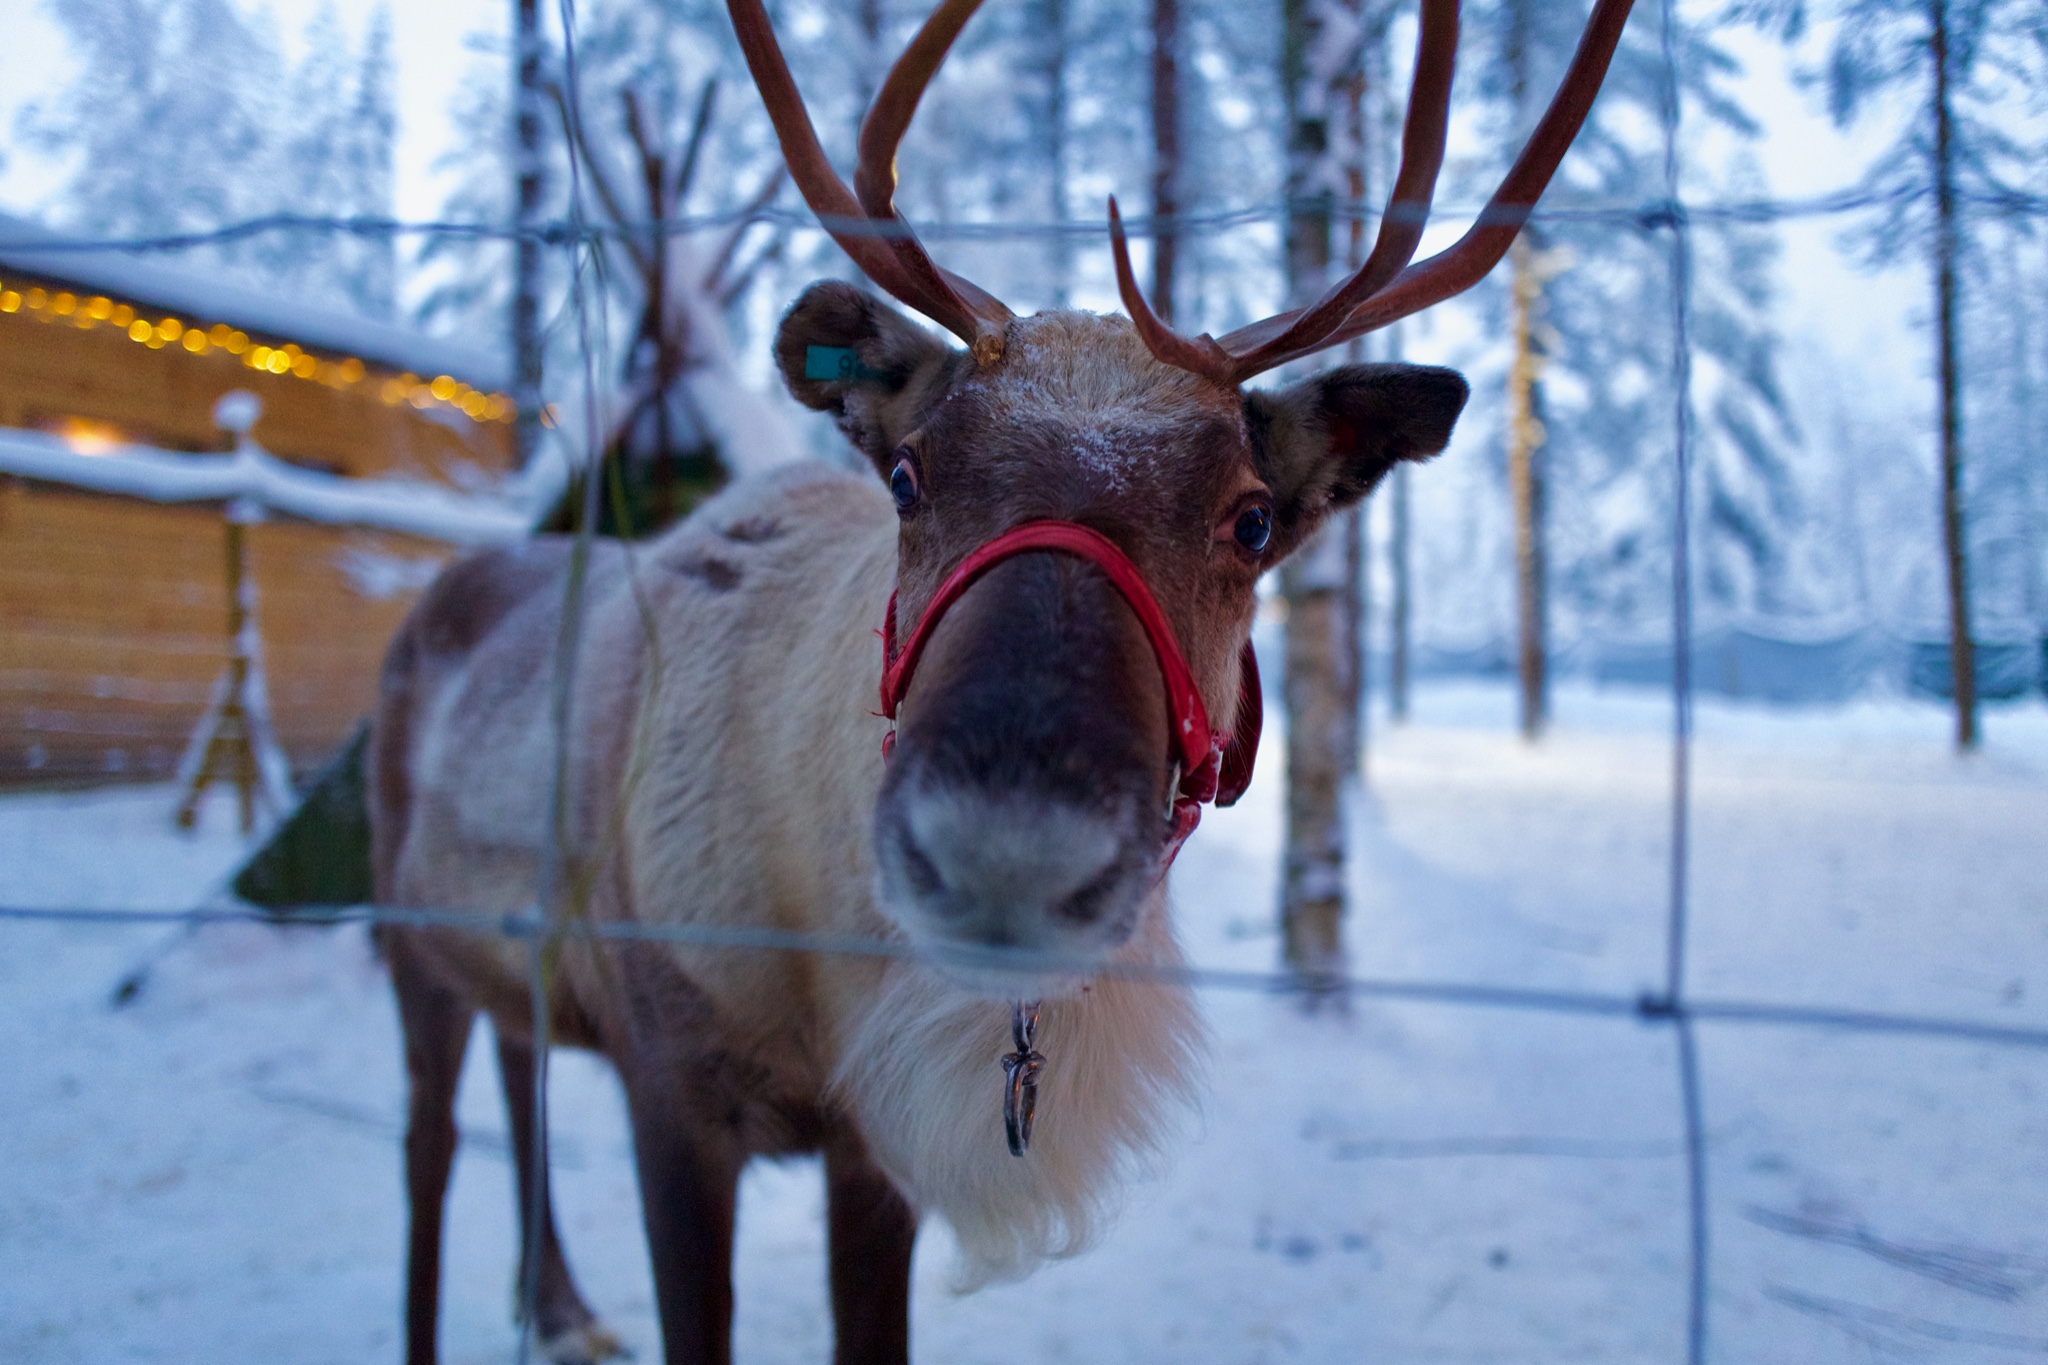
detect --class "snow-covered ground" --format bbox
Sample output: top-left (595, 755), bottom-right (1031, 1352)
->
top-left (3, 680), bottom-right (2046, 1363)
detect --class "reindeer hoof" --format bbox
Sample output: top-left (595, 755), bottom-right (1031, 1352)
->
top-left (539, 1322), bottom-right (631, 1364)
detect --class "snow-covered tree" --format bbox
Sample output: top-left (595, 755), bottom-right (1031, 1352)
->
top-left (1740, 0), bottom-right (2046, 744)
top-left (1443, 1), bottom-right (1800, 673)
top-left (266, 4), bottom-right (399, 317)
top-left (18, 0), bottom-right (279, 247)
top-left (19, 0), bottom-right (399, 319)
top-left (1270, 0), bottom-right (1405, 994)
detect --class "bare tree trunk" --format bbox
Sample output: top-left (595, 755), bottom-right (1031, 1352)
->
top-left (512, 0), bottom-right (546, 467)
top-left (1278, 0), bottom-right (1346, 993)
top-left (1279, 543), bottom-right (1349, 989)
top-left (1931, 0), bottom-right (1977, 749)
top-left (1503, 0), bottom-right (1548, 741)
top-left (1339, 0), bottom-right (1369, 778)
top-left (1281, 0), bottom-right (1332, 308)
top-left (1390, 460), bottom-right (1412, 721)
top-left (1041, 0), bottom-right (1074, 304)
top-left (1347, 501), bottom-right (1367, 774)
top-left (1373, 24), bottom-right (1410, 723)
top-left (856, 0), bottom-right (885, 112)
top-left (2008, 237), bottom-right (2043, 631)
top-left (1150, 0), bottom-right (1180, 320)
top-left (1507, 233), bottom-right (1550, 740)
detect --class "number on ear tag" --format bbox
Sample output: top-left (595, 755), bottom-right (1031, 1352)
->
top-left (804, 346), bottom-right (887, 384)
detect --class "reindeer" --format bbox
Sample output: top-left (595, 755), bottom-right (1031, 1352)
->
top-left (367, 1), bottom-right (1634, 1361)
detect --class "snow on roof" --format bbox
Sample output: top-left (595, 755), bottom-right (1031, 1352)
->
top-left (0, 425), bottom-right (533, 546)
top-left (0, 213), bottom-right (509, 391)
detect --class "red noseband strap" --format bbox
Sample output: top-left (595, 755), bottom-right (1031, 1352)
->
top-left (878, 520), bottom-right (1262, 866)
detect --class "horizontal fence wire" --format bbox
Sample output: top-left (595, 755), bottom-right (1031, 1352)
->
top-left (6, 25), bottom-right (2045, 1357)
top-left (6, 901), bottom-right (2048, 1050)
top-left (8, 183), bottom-right (2048, 259)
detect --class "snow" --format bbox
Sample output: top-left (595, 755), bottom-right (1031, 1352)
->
top-left (0, 426), bottom-right (533, 546)
top-left (3, 681), bottom-right (2046, 1362)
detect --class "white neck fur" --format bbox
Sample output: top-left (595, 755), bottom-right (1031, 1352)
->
top-left (832, 899), bottom-right (1206, 1287)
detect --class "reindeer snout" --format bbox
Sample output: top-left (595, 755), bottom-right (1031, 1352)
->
top-left (876, 783), bottom-right (1153, 979)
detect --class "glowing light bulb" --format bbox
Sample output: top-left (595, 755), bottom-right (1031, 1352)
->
top-left (183, 329), bottom-right (208, 354)
top-left (0, 291), bottom-right (20, 314)
top-left (128, 319), bottom-right (153, 343)
top-left (52, 292), bottom-right (77, 316)
top-left (428, 375), bottom-right (457, 402)
top-left (86, 296), bottom-right (112, 320)
top-left (110, 304), bottom-right (134, 327)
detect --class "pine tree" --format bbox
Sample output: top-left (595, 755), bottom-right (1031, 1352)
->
top-left (21, 0), bottom-right (277, 258)
top-left (21, 0), bottom-right (397, 318)
top-left (1741, 0), bottom-right (2044, 746)
top-left (1451, 0), bottom-right (1798, 673)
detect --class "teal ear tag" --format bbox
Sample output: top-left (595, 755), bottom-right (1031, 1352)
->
top-left (804, 346), bottom-right (885, 383)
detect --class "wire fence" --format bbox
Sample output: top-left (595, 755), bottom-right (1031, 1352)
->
top-left (4, 4), bottom-right (2047, 1362)
top-left (8, 902), bottom-right (2048, 1052)
top-left (12, 180), bottom-right (2048, 257)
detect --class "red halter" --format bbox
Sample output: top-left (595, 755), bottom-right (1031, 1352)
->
top-left (878, 520), bottom-right (1262, 865)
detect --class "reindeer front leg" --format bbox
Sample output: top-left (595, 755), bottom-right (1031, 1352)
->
top-left (825, 1128), bottom-right (917, 1365)
top-left (495, 1031), bottom-right (625, 1364)
top-left (388, 937), bottom-right (476, 1365)
top-left (621, 1064), bottom-right (744, 1365)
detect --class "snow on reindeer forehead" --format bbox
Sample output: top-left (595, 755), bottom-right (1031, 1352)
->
top-left (918, 312), bottom-right (1254, 487)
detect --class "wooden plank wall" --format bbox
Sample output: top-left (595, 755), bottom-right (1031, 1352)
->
top-left (0, 480), bottom-right (455, 786)
top-left (0, 284), bottom-right (514, 483)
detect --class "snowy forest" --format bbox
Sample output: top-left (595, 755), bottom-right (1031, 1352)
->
top-left (8, 2), bottom-right (2048, 1361)
top-left (9, 0), bottom-right (2047, 720)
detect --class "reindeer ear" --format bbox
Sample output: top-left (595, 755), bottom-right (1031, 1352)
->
top-left (1246, 362), bottom-right (1468, 557)
top-left (775, 281), bottom-right (961, 470)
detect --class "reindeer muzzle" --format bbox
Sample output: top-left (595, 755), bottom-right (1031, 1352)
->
top-left (877, 519), bottom-right (1260, 870)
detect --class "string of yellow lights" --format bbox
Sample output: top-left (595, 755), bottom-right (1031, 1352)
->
top-left (0, 277), bottom-right (514, 426)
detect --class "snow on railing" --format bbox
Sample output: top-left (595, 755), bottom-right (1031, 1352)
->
top-left (0, 421), bottom-right (534, 546)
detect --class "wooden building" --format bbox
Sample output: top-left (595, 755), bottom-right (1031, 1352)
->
top-left (0, 214), bottom-right (529, 789)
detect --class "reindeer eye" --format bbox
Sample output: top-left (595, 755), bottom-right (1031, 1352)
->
top-left (1233, 505), bottom-right (1272, 554)
top-left (889, 457), bottom-right (920, 513)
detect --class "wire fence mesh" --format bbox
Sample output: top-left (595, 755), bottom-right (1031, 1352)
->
top-left (3, 3), bottom-right (2046, 1361)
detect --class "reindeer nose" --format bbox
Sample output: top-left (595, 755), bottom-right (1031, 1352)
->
top-left (888, 788), bottom-right (1133, 939)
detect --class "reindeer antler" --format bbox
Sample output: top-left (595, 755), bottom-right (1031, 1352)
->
top-left (1115, 0), bottom-right (1637, 386)
top-left (727, 0), bottom-right (1014, 363)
